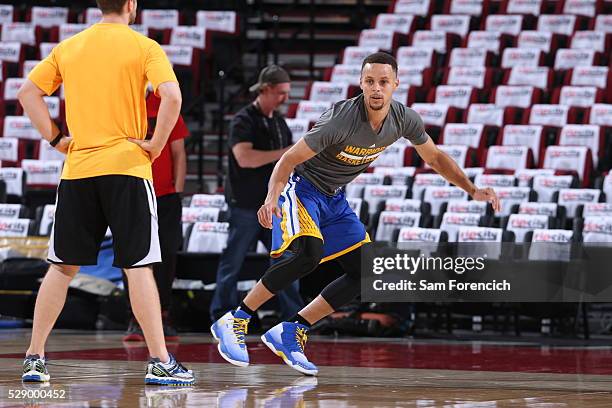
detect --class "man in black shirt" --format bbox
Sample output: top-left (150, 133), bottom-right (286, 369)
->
top-left (210, 65), bottom-right (304, 321)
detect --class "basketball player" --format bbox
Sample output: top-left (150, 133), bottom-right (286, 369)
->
top-left (18, 0), bottom-right (194, 385)
top-left (211, 52), bottom-right (501, 375)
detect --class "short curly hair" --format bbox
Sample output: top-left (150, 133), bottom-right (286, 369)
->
top-left (361, 52), bottom-right (398, 76)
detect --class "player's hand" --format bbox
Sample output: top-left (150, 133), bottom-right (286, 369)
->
top-left (54, 136), bottom-right (72, 154)
top-left (472, 187), bottom-right (502, 213)
top-left (258, 200), bottom-right (281, 229)
top-left (128, 138), bottom-right (163, 162)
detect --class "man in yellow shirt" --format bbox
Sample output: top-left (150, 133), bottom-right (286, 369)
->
top-left (17, 0), bottom-right (194, 386)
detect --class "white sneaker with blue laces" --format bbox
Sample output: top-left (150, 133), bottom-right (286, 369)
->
top-left (145, 353), bottom-right (194, 386)
top-left (22, 354), bottom-right (50, 382)
top-left (210, 309), bottom-right (250, 367)
top-left (261, 322), bottom-right (318, 376)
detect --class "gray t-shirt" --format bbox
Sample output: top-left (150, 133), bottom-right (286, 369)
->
top-left (296, 94), bottom-right (428, 195)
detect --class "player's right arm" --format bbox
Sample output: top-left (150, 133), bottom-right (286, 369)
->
top-left (18, 80), bottom-right (70, 153)
top-left (20, 46), bottom-right (71, 153)
top-left (257, 139), bottom-right (316, 228)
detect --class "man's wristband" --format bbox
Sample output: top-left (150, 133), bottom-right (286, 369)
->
top-left (49, 132), bottom-right (64, 147)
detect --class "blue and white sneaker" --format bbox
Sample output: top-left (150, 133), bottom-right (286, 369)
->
top-left (145, 353), bottom-right (195, 386)
top-left (261, 322), bottom-right (318, 376)
top-left (210, 310), bottom-right (250, 367)
top-left (22, 354), bottom-right (50, 382)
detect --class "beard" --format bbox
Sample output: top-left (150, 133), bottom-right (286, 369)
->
top-left (128, 11), bottom-right (136, 24)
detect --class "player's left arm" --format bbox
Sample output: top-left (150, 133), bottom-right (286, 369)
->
top-left (130, 82), bottom-right (181, 161)
top-left (414, 137), bottom-right (501, 212)
top-left (132, 42), bottom-right (181, 161)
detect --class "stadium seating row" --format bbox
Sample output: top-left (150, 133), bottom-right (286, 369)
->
top-left (325, 65), bottom-right (611, 92)
top-left (176, 190), bottom-right (612, 254)
top-left (180, 212), bottom-right (610, 259)
top-left (303, 82), bottom-right (610, 107)
top-left (358, 29), bottom-right (610, 60)
top-left (0, 6), bottom-right (237, 31)
top-left (290, 103), bottom-right (611, 135)
top-left (182, 217), bottom-right (599, 262)
top-left (390, 0), bottom-right (611, 20)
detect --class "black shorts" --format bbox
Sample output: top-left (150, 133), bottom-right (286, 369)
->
top-left (48, 175), bottom-right (161, 269)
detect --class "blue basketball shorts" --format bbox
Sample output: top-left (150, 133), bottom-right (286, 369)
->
top-left (270, 173), bottom-right (370, 263)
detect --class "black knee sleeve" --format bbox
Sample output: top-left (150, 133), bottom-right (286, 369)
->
top-left (336, 244), bottom-right (363, 279)
top-left (320, 274), bottom-right (360, 310)
top-left (260, 236), bottom-right (324, 293)
top-left (320, 245), bottom-right (366, 310)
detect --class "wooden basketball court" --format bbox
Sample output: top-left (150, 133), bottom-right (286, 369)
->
top-left (1, 330), bottom-right (612, 406)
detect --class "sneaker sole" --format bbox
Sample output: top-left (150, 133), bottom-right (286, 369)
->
top-left (22, 372), bottom-right (50, 382)
top-left (260, 335), bottom-right (318, 376)
top-left (210, 324), bottom-right (249, 367)
top-left (145, 374), bottom-right (194, 386)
